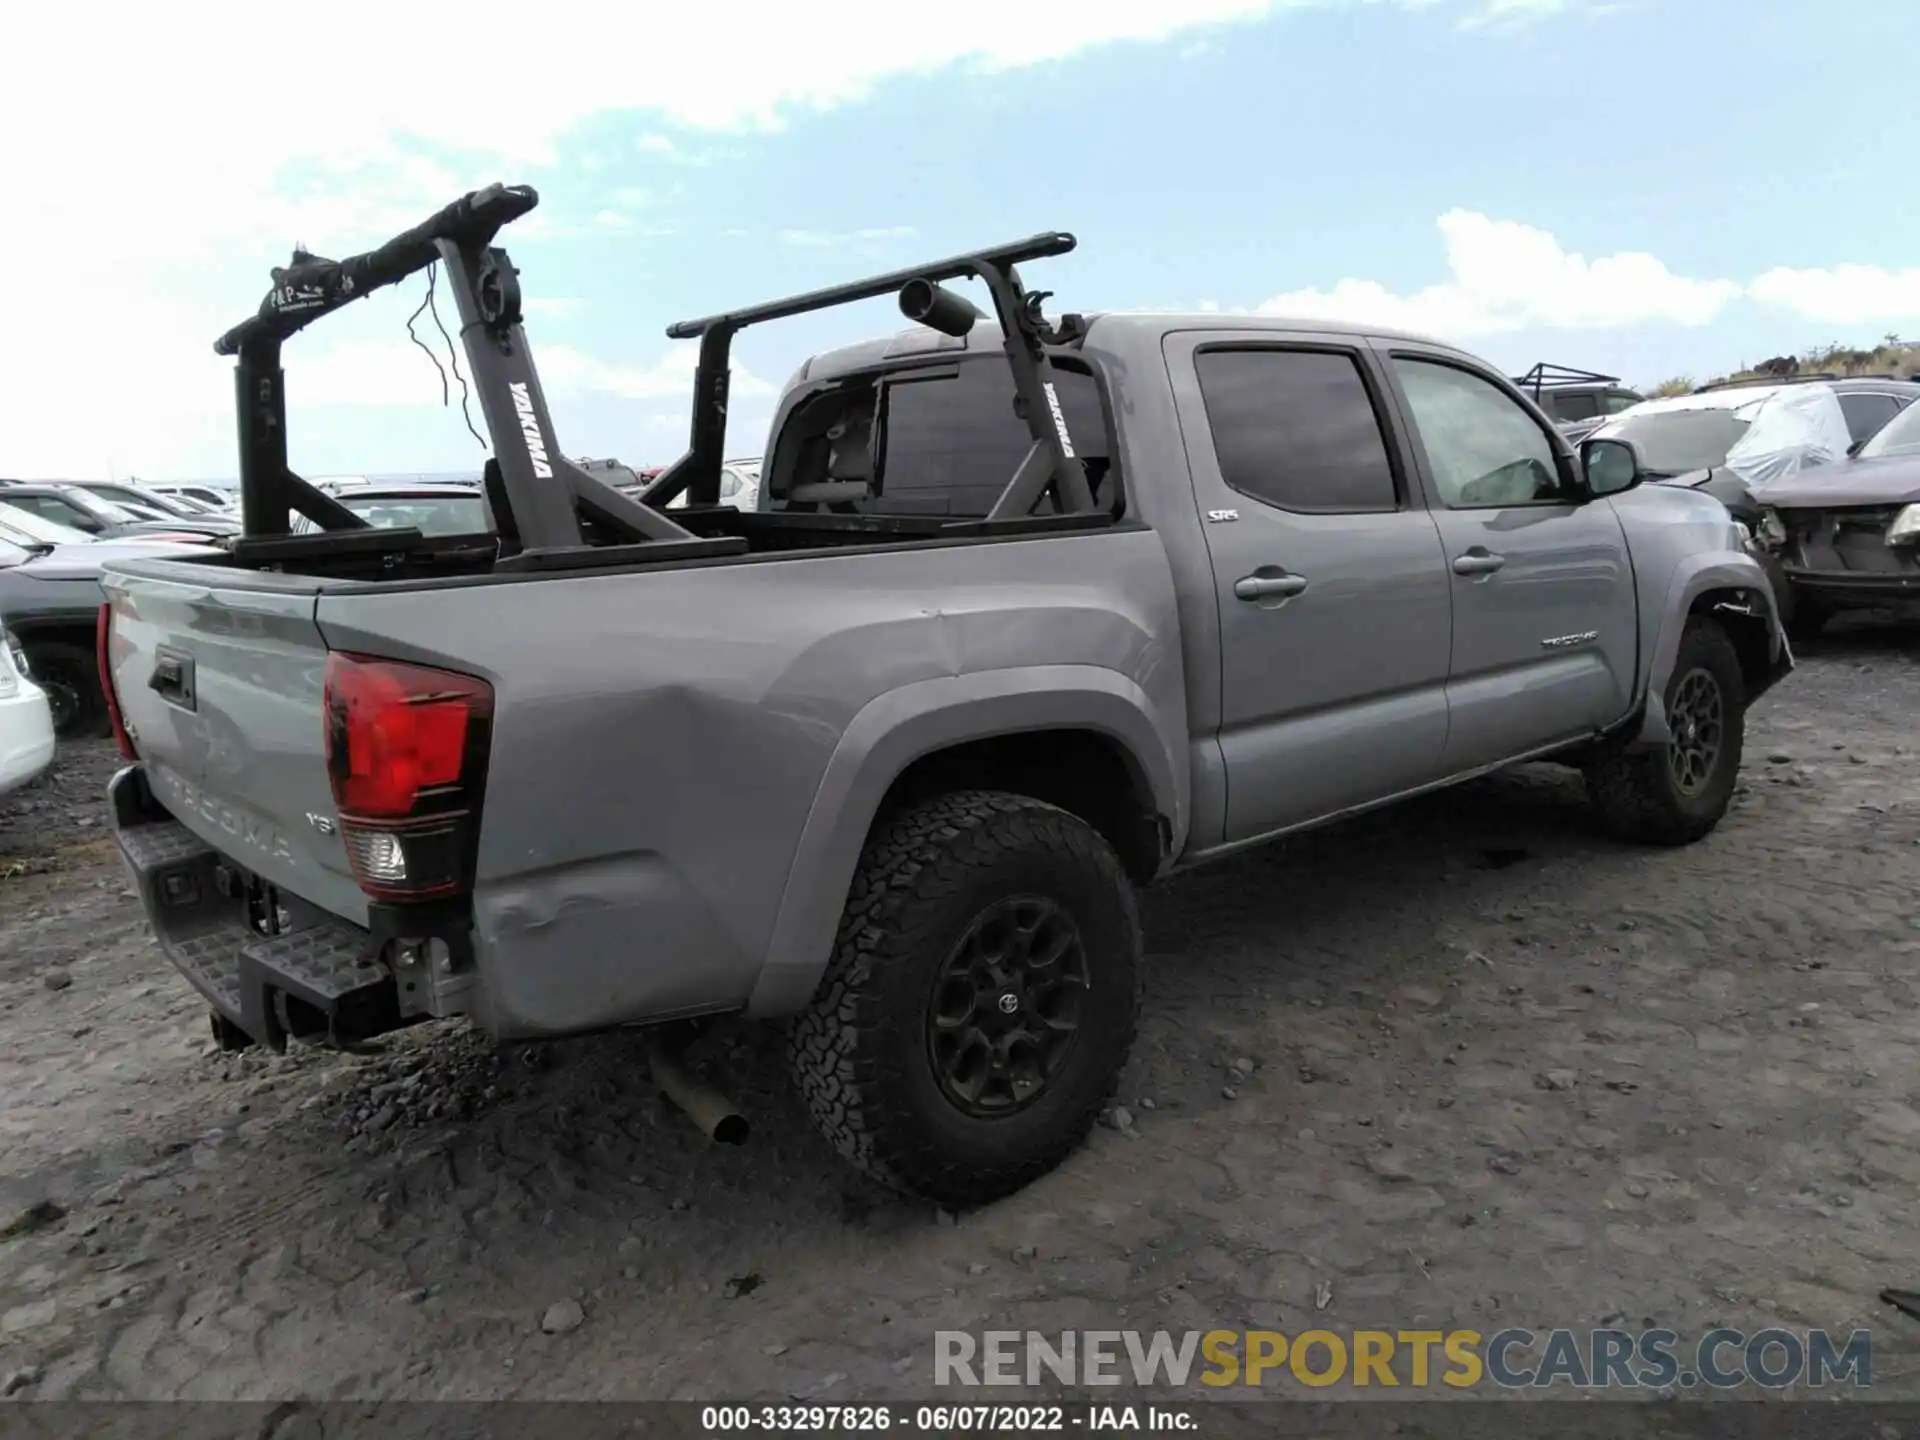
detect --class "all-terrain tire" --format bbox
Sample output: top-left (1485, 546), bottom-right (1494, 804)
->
top-left (788, 790), bottom-right (1142, 1208)
top-left (23, 640), bottom-right (108, 741)
top-left (1587, 617), bottom-right (1746, 846)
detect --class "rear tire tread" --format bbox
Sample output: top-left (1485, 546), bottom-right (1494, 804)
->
top-left (788, 789), bottom-right (1141, 1208)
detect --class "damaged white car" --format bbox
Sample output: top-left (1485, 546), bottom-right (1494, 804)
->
top-left (1575, 382), bottom-right (1863, 615)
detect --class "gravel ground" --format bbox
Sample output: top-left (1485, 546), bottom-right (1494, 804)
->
top-left (3, 622), bottom-right (1920, 1404)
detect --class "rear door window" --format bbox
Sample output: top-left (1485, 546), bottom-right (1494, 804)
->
top-left (1192, 348), bottom-right (1400, 514)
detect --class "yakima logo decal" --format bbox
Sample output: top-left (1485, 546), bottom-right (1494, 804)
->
top-left (509, 382), bottom-right (553, 478)
top-left (1042, 382), bottom-right (1076, 459)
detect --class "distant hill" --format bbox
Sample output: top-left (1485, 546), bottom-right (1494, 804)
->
top-left (1644, 337), bottom-right (1920, 399)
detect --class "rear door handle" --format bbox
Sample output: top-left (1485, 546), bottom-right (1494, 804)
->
top-left (1234, 572), bottom-right (1309, 601)
top-left (1451, 550), bottom-right (1507, 577)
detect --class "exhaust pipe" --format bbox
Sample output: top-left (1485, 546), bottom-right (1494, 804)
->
top-left (648, 1036), bottom-right (749, 1145)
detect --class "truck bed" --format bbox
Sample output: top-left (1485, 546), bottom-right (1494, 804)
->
top-left (102, 521), bottom-right (1187, 1046)
top-left (190, 501), bottom-right (1125, 586)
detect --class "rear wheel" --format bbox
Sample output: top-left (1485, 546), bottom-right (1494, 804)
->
top-left (23, 641), bottom-right (107, 741)
top-left (788, 790), bottom-right (1141, 1207)
top-left (1587, 618), bottom-right (1746, 846)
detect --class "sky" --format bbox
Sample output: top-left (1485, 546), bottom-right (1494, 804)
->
top-left (4, 0), bottom-right (1916, 482)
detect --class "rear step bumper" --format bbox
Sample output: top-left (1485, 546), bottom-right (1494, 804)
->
top-left (109, 766), bottom-right (405, 1052)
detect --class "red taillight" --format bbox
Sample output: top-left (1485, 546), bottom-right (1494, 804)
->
top-left (322, 653), bottom-right (493, 902)
top-left (325, 658), bottom-right (480, 817)
top-left (96, 603), bottom-right (137, 761)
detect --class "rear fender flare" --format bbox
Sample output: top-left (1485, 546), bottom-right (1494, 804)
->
top-left (1634, 553), bottom-right (1788, 747)
top-left (745, 665), bottom-right (1184, 1018)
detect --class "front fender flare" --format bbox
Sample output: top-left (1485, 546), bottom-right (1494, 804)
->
top-left (1634, 551), bottom-right (1790, 747)
top-left (745, 665), bottom-right (1185, 1018)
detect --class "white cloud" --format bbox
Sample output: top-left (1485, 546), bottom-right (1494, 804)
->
top-left (1454, 0), bottom-right (1580, 30)
top-left (1252, 212), bottom-right (1920, 342)
top-left (1748, 265), bottom-right (1920, 325)
top-left (287, 337), bottom-right (773, 410)
top-left (296, 340), bottom-right (472, 411)
top-left (0, 304), bottom-right (764, 478)
top-left (288, 338), bottom-right (774, 439)
top-left (538, 343), bottom-right (774, 401)
top-left (2, 0), bottom-right (1591, 261)
top-left (634, 134), bottom-right (720, 166)
top-left (0, 0), bottom-right (1594, 476)
top-left (778, 226), bottom-right (920, 248)
top-left (1254, 209), bottom-right (1743, 337)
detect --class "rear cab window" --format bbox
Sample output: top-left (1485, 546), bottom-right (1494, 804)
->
top-left (1550, 391), bottom-right (1602, 421)
top-left (766, 355), bottom-right (1117, 518)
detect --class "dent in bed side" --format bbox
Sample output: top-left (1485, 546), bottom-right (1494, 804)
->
top-left (1633, 552), bottom-right (1790, 748)
top-left (745, 665), bottom-right (1188, 1018)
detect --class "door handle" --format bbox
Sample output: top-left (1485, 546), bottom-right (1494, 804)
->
top-left (1234, 572), bottom-right (1308, 601)
top-left (1451, 549), bottom-right (1507, 576)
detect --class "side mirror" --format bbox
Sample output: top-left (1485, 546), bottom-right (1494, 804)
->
top-left (1847, 438), bottom-right (1866, 458)
top-left (1581, 437), bottom-right (1640, 498)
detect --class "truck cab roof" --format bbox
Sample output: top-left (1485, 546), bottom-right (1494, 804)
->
top-left (787, 312), bottom-right (1460, 389)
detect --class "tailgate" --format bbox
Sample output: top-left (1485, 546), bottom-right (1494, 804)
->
top-left (102, 564), bottom-right (369, 924)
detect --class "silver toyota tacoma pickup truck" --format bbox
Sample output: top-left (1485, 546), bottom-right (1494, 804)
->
top-left (99, 187), bottom-right (1791, 1206)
